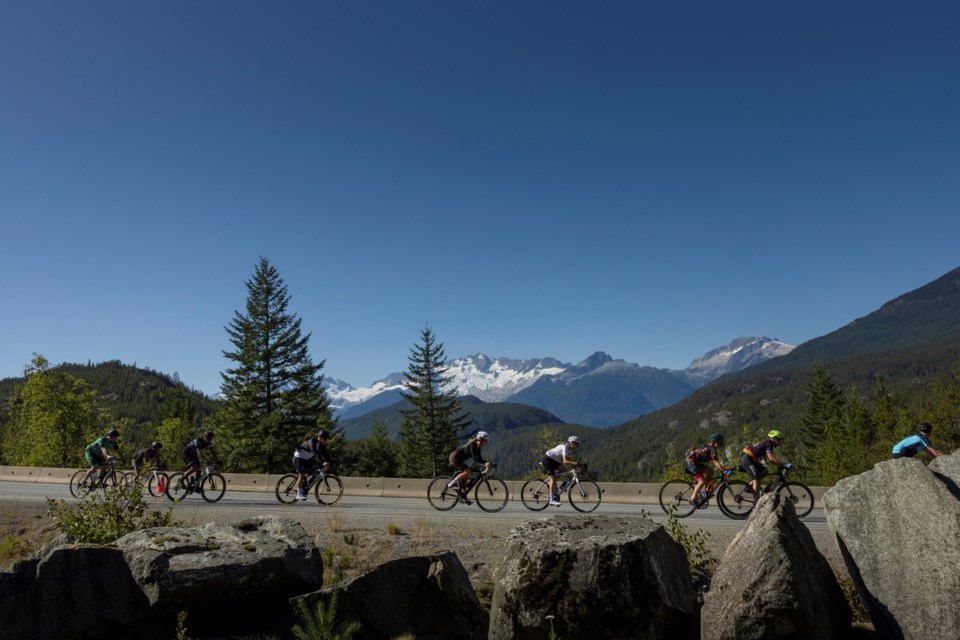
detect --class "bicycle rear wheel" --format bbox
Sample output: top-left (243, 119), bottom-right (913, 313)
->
top-left (717, 480), bottom-right (756, 519)
top-left (475, 477), bottom-right (509, 513)
top-left (274, 474), bottom-right (300, 504)
top-left (201, 472), bottom-right (227, 503)
top-left (427, 476), bottom-right (459, 511)
top-left (166, 472), bottom-right (190, 501)
top-left (69, 470), bottom-right (91, 499)
top-left (778, 481), bottom-right (814, 518)
top-left (658, 479), bottom-right (697, 518)
top-left (519, 479), bottom-right (551, 511)
top-left (315, 474), bottom-right (344, 506)
top-left (569, 480), bottom-right (602, 513)
top-left (147, 472), bottom-right (169, 498)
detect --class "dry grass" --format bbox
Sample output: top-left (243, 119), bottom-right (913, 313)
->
top-left (0, 503), bottom-right (56, 568)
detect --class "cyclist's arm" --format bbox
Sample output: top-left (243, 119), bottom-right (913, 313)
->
top-left (926, 446), bottom-right (942, 458)
top-left (765, 451), bottom-right (785, 466)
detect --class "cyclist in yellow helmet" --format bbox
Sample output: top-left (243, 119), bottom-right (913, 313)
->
top-left (739, 430), bottom-right (791, 495)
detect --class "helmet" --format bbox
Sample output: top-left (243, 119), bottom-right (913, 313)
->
top-left (151, 441), bottom-right (162, 449)
top-left (567, 435), bottom-right (581, 444)
top-left (710, 433), bottom-right (725, 444)
top-left (317, 429), bottom-right (330, 439)
top-left (204, 430), bottom-right (214, 439)
top-left (475, 431), bottom-right (490, 441)
top-left (919, 422), bottom-right (933, 434)
top-left (768, 430), bottom-right (784, 440)
top-left (107, 429), bottom-right (120, 437)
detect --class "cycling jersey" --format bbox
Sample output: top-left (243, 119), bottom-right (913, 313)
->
top-left (685, 444), bottom-right (718, 466)
top-left (86, 436), bottom-right (119, 454)
top-left (545, 443), bottom-right (575, 463)
top-left (132, 447), bottom-right (160, 471)
top-left (451, 439), bottom-right (487, 467)
top-left (892, 434), bottom-right (931, 459)
top-left (743, 438), bottom-right (779, 462)
top-left (294, 437), bottom-right (333, 465)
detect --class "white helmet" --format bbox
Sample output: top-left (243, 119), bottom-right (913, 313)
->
top-left (476, 431), bottom-right (490, 440)
top-left (568, 435), bottom-right (581, 444)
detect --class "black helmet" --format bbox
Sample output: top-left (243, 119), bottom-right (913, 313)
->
top-left (710, 433), bottom-right (725, 444)
top-left (317, 429), bottom-right (330, 439)
top-left (151, 441), bottom-right (163, 449)
top-left (204, 430), bottom-right (214, 439)
top-left (919, 422), bottom-right (933, 434)
top-left (107, 429), bottom-right (120, 437)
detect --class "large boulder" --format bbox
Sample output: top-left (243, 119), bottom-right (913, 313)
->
top-left (292, 552), bottom-right (487, 640)
top-left (823, 456), bottom-right (960, 640)
top-left (489, 515), bottom-right (696, 640)
top-left (0, 558), bottom-right (39, 640)
top-left (701, 492), bottom-right (851, 640)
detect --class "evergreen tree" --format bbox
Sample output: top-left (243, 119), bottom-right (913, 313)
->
top-left (397, 326), bottom-right (472, 478)
top-left (799, 365), bottom-right (845, 471)
top-left (356, 420), bottom-right (399, 477)
top-left (215, 258), bottom-right (335, 473)
top-left (2, 354), bottom-right (107, 467)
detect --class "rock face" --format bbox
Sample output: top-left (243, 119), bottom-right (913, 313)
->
top-left (488, 515), bottom-right (696, 640)
top-left (293, 552), bottom-right (487, 640)
top-left (701, 493), bottom-right (851, 640)
top-left (824, 455), bottom-right (960, 640)
top-left (0, 515), bottom-right (324, 640)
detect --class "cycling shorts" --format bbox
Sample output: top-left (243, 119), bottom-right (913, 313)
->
top-left (84, 450), bottom-right (106, 467)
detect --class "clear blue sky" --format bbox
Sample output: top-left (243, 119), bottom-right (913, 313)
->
top-left (2, 2), bottom-right (958, 397)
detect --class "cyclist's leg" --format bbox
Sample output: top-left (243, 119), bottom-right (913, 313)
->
top-left (542, 455), bottom-right (563, 501)
top-left (448, 452), bottom-right (470, 492)
top-left (80, 450), bottom-right (101, 484)
top-left (292, 456), bottom-right (312, 499)
top-left (740, 454), bottom-right (763, 494)
top-left (181, 448), bottom-right (200, 483)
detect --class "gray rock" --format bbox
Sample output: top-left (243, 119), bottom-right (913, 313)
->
top-left (115, 514), bottom-right (324, 611)
top-left (702, 493), bottom-right (851, 640)
top-left (0, 557), bottom-right (39, 640)
top-left (293, 551), bottom-right (487, 640)
top-left (823, 456), bottom-right (960, 640)
top-left (489, 515), bottom-right (696, 640)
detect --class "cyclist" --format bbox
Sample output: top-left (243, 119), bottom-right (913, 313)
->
top-left (132, 441), bottom-right (163, 474)
top-left (542, 435), bottom-right (581, 506)
top-left (447, 431), bottom-right (493, 504)
top-left (685, 433), bottom-right (732, 506)
top-left (740, 430), bottom-right (791, 496)
top-left (79, 428), bottom-right (123, 486)
top-left (181, 430), bottom-right (217, 486)
top-left (892, 422), bottom-right (942, 460)
top-left (293, 429), bottom-right (335, 500)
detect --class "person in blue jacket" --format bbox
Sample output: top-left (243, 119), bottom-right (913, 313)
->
top-left (892, 422), bottom-right (942, 460)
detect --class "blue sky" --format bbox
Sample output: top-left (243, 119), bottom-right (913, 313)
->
top-left (2, 2), bottom-right (958, 397)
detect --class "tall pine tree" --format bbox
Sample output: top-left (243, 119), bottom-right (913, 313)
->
top-left (799, 364), bottom-right (845, 474)
top-left (213, 258), bottom-right (335, 473)
top-left (397, 326), bottom-right (473, 478)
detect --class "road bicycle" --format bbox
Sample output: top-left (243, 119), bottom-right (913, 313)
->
top-left (133, 465), bottom-right (169, 498)
top-left (274, 466), bottom-right (344, 506)
top-left (728, 465), bottom-right (814, 518)
top-left (69, 458), bottom-right (129, 498)
top-left (165, 464), bottom-right (227, 503)
top-left (658, 468), bottom-right (754, 519)
top-left (520, 464), bottom-right (602, 513)
top-left (427, 465), bottom-right (509, 513)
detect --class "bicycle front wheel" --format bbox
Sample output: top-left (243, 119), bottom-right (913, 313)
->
top-left (274, 474), bottom-right (300, 504)
top-left (658, 479), bottom-right (697, 518)
top-left (778, 481), bottom-right (814, 518)
top-left (717, 480), bottom-right (756, 519)
top-left (315, 474), bottom-right (344, 506)
top-left (200, 472), bottom-right (227, 503)
top-left (427, 476), bottom-right (459, 511)
top-left (568, 480), bottom-right (602, 512)
top-left (147, 472), bottom-right (169, 498)
top-left (519, 479), bottom-right (551, 511)
top-left (69, 470), bottom-right (90, 499)
top-left (166, 472), bottom-right (190, 501)
top-left (475, 477), bottom-right (509, 513)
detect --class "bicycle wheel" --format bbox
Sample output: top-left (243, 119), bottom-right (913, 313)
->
top-left (201, 472), bottom-right (227, 503)
top-left (778, 481), bottom-right (814, 518)
top-left (69, 470), bottom-right (91, 499)
top-left (147, 472), bottom-right (169, 498)
top-left (519, 479), bottom-right (551, 511)
top-left (166, 472), bottom-right (190, 501)
top-left (101, 470), bottom-right (124, 492)
top-left (569, 480), bottom-right (602, 512)
top-left (274, 473), bottom-right (300, 504)
top-left (658, 479), bottom-right (697, 518)
top-left (315, 474), bottom-right (344, 506)
top-left (475, 477), bottom-right (509, 513)
top-left (427, 476), bottom-right (459, 511)
top-left (717, 480), bottom-right (756, 519)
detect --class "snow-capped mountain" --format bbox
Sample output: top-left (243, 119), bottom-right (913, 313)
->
top-left (324, 336), bottom-right (794, 424)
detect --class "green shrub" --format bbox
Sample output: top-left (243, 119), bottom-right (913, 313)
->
top-left (46, 480), bottom-right (176, 544)
top-left (664, 506), bottom-right (716, 570)
top-left (291, 591), bottom-right (361, 640)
